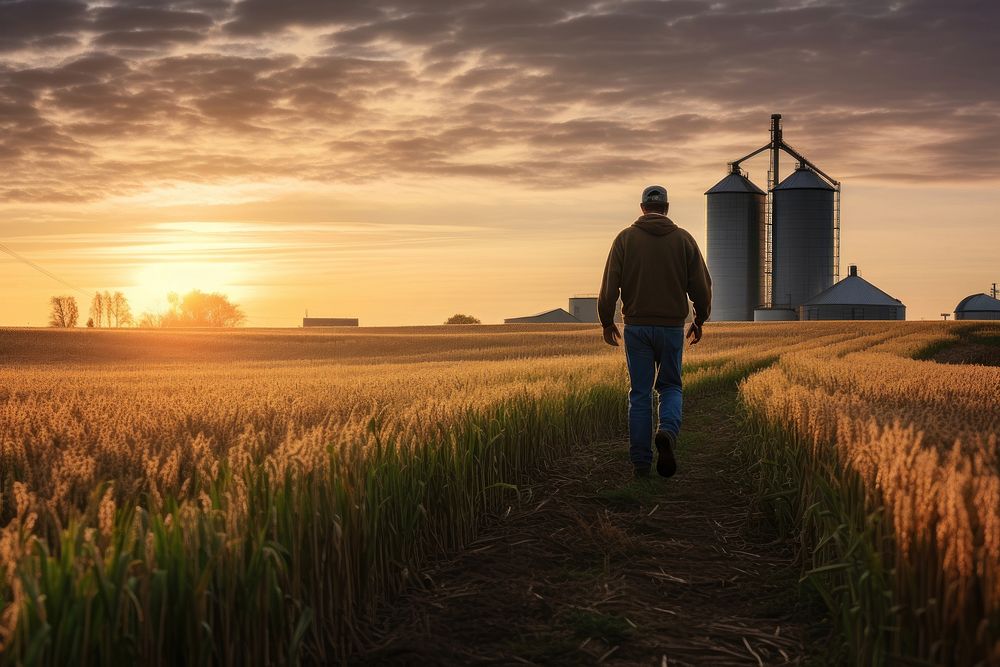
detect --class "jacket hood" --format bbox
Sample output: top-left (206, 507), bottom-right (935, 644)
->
top-left (632, 213), bottom-right (678, 236)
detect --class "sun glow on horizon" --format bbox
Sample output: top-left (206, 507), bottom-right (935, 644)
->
top-left (129, 261), bottom-right (249, 317)
top-left (0, 0), bottom-right (998, 327)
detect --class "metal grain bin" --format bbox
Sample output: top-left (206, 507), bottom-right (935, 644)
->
top-left (954, 293), bottom-right (1000, 320)
top-left (772, 166), bottom-right (835, 310)
top-left (798, 265), bottom-right (905, 320)
top-left (705, 171), bottom-right (766, 320)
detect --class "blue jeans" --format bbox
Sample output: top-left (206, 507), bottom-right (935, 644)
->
top-left (623, 325), bottom-right (684, 465)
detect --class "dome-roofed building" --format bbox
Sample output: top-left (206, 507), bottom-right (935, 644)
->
top-left (798, 265), bottom-right (905, 320)
top-left (954, 293), bottom-right (1000, 320)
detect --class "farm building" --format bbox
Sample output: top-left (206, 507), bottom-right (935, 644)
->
top-left (504, 308), bottom-right (581, 324)
top-left (303, 317), bottom-right (359, 327)
top-left (505, 297), bottom-right (622, 324)
top-left (705, 170), bottom-right (766, 321)
top-left (954, 293), bottom-right (1000, 320)
top-left (798, 265), bottom-right (905, 320)
top-left (708, 114), bottom-right (843, 322)
top-left (568, 296), bottom-right (599, 323)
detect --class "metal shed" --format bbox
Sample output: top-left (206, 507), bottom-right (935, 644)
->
top-left (706, 171), bottom-right (766, 321)
top-left (504, 308), bottom-right (581, 324)
top-left (303, 317), bottom-right (359, 327)
top-left (798, 266), bottom-right (905, 320)
top-left (954, 293), bottom-right (1000, 320)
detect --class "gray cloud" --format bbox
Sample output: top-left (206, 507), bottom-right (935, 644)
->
top-left (93, 29), bottom-right (207, 48)
top-left (0, 0), bottom-right (998, 203)
top-left (225, 0), bottom-right (380, 35)
top-left (0, 0), bottom-right (89, 52)
top-left (92, 6), bottom-right (215, 31)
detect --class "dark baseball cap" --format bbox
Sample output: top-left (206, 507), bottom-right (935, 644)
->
top-left (641, 185), bottom-right (668, 204)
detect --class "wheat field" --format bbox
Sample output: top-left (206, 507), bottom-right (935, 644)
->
top-left (741, 323), bottom-right (1000, 664)
top-left (0, 322), bottom-right (997, 664)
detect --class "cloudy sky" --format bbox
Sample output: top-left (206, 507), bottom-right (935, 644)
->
top-left (1, 0), bottom-right (997, 325)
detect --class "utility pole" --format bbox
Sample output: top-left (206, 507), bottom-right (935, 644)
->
top-left (991, 283), bottom-right (998, 299)
top-left (941, 313), bottom-right (951, 321)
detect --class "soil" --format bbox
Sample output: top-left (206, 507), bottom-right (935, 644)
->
top-left (350, 390), bottom-right (833, 666)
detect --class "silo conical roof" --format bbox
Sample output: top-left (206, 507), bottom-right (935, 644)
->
top-left (802, 274), bottom-right (904, 306)
top-left (955, 293), bottom-right (1000, 312)
top-left (773, 166), bottom-right (835, 191)
top-left (705, 172), bottom-right (766, 195)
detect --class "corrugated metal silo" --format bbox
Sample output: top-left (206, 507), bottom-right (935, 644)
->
top-left (705, 171), bottom-right (766, 321)
top-left (771, 166), bottom-right (835, 310)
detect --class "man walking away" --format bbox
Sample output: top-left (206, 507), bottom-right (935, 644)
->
top-left (598, 185), bottom-right (712, 479)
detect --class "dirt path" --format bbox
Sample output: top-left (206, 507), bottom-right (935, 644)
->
top-left (351, 389), bottom-right (831, 666)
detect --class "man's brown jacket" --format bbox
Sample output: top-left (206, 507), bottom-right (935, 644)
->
top-left (599, 213), bottom-right (712, 328)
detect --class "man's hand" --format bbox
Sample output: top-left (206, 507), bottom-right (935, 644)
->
top-left (686, 321), bottom-right (703, 345)
top-left (603, 323), bottom-right (621, 347)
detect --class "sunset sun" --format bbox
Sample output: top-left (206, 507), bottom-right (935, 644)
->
top-left (1, 1), bottom-right (998, 664)
top-left (130, 261), bottom-right (245, 315)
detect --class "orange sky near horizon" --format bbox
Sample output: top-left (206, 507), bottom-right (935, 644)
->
top-left (1, 0), bottom-right (998, 326)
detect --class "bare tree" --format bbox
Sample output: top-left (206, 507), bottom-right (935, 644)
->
top-left (49, 296), bottom-right (79, 328)
top-left (89, 292), bottom-right (104, 328)
top-left (112, 291), bottom-right (132, 327)
top-left (103, 290), bottom-right (114, 327)
top-left (49, 297), bottom-right (69, 327)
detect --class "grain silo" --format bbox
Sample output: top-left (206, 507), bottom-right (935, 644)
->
top-left (771, 166), bottom-right (836, 310)
top-left (707, 114), bottom-right (842, 322)
top-left (705, 169), bottom-right (766, 321)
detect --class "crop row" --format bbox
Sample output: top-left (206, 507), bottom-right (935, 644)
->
top-left (740, 323), bottom-right (1000, 665)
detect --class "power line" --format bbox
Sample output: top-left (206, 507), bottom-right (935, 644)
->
top-left (0, 241), bottom-right (90, 297)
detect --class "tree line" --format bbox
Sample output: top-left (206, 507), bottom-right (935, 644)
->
top-left (48, 290), bottom-right (245, 328)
